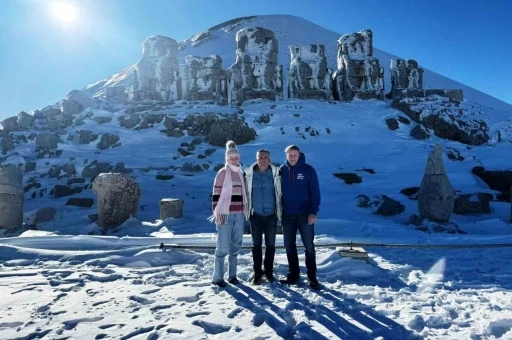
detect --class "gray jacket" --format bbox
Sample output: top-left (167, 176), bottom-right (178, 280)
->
top-left (244, 162), bottom-right (282, 221)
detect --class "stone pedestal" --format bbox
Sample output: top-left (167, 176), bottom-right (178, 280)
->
top-left (92, 173), bottom-right (141, 228)
top-left (0, 164), bottom-right (24, 229)
top-left (160, 198), bottom-right (184, 219)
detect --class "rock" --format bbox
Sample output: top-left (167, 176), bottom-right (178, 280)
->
top-left (207, 114), bottom-right (256, 146)
top-left (410, 125), bottom-right (430, 140)
top-left (65, 198), bottom-right (94, 208)
top-left (112, 162), bottom-right (132, 174)
top-left (118, 114), bottom-right (142, 129)
top-left (34, 207), bottom-right (56, 224)
top-left (471, 166), bottom-right (512, 192)
top-left (132, 35), bottom-right (181, 102)
top-left (446, 148), bottom-right (465, 161)
top-left (392, 96), bottom-right (489, 146)
top-left (25, 162), bottom-right (36, 173)
top-left (386, 118), bottom-right (399, 130)
top-left (0, 164), bottom-right (23, 229)
top-left (50, 185), bottom-right (76, 198)
top-left (255, 113), bottom-right (271, 124)
top-left (400, 187), bottom-right (419, 200)
top-left (82, 162), bottom-right (113, 179)
top-left (68, 178), bottom-right (86, 185)
top-left (181, 163), bottom-right (203, 172)
top-left (62, 164), bottom-right (76, 175)
top-left (88, 213), bottom-right (99, 223)
top-left (227, 27), bottom-right (283, 104)
top-left (105, 85), bottom-right (126, 101)
top-left (36, 133), bottom-right (60, 150)
top-left (376, 195), bottom-right (405, 216)
top-left (0, 133), bottom-right (14, 155)
top-left (164, 117), bottom-right (178, 130)
top-left (204, 148), bottom-right (216, 156)
top-left (60, 99), bottom-right (82, 116)
top-left (160, 198), bottom-right (184, 219)
top-left (418, 144), bottom-right (455, 223)
top-left (333, 173), bottom-right (362, 184)
top-left (453, 193), bottom-right (492, 215)
top-left (182, 55), bottom-right (228, 103)
top-left (48, 165), bottom-right (62, 178)
top-left (332, 29), bottom-right (384, 101)
top-left (0, 116), bottom-right (20, 132)
top-left (93, 116), bottom-right (112, 124)
top-left (77, 130), bottom-right (99, 144)
top-left (97, 133), bottom-right (120, 150)
top-left (92, 173), bottom-right (141, 228)
top-left (65, 90), bottom-right (98, 110)
top-left (190, 137), bottom-right (203, 145)
top-left (406, 214), bottom-right (466, 234)
top-left (156, 174), bottom-right (174, 181)
top-left (177, 147), bottom-right (193, 156)
top-left (17, 111), bottom-right (35, 130)
top-left (138, 113), bottom-right (164, 129)
top-left (288, 45), bottom-right (333, 100)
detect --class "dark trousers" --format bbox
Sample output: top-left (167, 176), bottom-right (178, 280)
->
top-left (250, 214), bottom-right (277, 274)
top-left (282, 213), bottom-right (316, 278)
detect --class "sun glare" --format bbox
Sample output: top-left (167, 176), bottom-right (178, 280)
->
top-left (50, 1), bottom-right (77, 24)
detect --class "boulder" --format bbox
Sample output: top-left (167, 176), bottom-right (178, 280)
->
top-left (471, 166), bottom-right (512, 193)
top-left (417, 144), bottom-right (455, 222)
top-left (65, 198), bottom-right (94, 208)
top-left (60, 99), bottom-right (82, 116)
top-left (82, 161), bottom-right (114, 179)
top-left (207, 115), bottom-right (256, 146)
top-left (410, 125), bottom-right (430, 140)
top-left (17, 111), bottom-right (35, 130)
top-left (333, 173), bottom-right (362, 184)
top-left (92, 173), bottom-right (141, 228)
top-left (392, 96), bottom-right (489, 146)
top-left (160, 198), bottom-right (184, 219)
top-left (97, 133), bottom-right (120, 150)
top-left (453, 193), bottom-right (492, 215)
top-left (0, 132), bottom-right (15, 155)
top-left (0, 116), bottom-right (19, 132)
top-left (36, 133), bottom-right (60, 150)
top-left (65, 90), bottom-right (98, 110)
top-left (0, 164), bottom-right (24, 229)
top-left (34, 207), bottom-right (57, 224)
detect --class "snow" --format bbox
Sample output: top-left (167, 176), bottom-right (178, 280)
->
top-left (1, 96), bottom-right (512, 339)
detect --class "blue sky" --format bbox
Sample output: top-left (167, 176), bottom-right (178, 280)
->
top-left (1, 0), bottom-right (511, 119)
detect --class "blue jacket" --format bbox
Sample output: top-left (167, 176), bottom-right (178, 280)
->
top-left (280, 153), bottom-right (321, 215)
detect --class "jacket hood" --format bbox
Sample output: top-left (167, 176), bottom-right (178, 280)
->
top-left (285, 152), bottom-right (306, 168)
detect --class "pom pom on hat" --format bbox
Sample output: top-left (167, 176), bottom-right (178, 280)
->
top-left (225, 140), bottom-right (239, 159)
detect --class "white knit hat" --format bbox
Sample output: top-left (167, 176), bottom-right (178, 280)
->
top-left (225, 140), bottom-right (239, 160)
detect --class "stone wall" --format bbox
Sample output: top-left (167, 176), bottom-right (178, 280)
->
top-left (332, 29), bottom-right (384, 102)
top-left (227, 27), bottom-right (283, 104)
top-left (288, 45), bottom-right (333, 100)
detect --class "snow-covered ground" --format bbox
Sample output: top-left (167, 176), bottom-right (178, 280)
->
top-left (1, 98), bottom-right (512, 339)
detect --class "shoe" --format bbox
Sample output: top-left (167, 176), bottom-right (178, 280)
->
top-left (228, 278), bottom-right (240, 285)
top-left (307, 275), bottom-right (319, 289)
top-left (252, 273), bottom-right (263, 285)
top-left (264, 271), bottom-right (275, 283)
top-left (279, 274), bottom-right (299, 285)
top-left (213, 280), bottom-right (227, 287)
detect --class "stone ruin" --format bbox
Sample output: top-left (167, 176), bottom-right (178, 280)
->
top-left (390, 58), bottom-right (463, 101)
top-left (182, 55), bottom-right (228, 103)
top-left (130, 35), bottom-right (181, 102)
top-left (332, 29), bottom-right (384, 101)
top-left (288, 45), bottom-right (333, 100)
top-left (0, 164), bottom-right (23, 229)
top-left (227, 27), bottom-right (283, 104)
top-left (92, 173), bottom-right (141, 228)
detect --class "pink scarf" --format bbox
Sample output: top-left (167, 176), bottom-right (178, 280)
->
top-left (208, 163), bottom-right (249, 224)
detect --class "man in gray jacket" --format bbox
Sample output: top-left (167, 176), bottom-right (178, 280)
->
top-left (244, 149), bottom-right (282, 284)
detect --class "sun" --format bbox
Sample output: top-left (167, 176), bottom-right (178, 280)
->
top-left (50, 1), bottom-right (78, 24)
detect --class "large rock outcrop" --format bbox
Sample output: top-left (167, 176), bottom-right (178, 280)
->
top-left (65, 90), bottom-right (98, 110)
top-left (227, 27), bottom-right (283, 104)
top-left (131, 35), bottom-right (181, 102)
top-left (182, 55), bottom-right (228, 102)
top-left (288, 45), bottom-right (333, 100)
top-left (392, 96), bottom-right (489, 146)
top-left (0, 165), bottom-right (23, 229)
top-left (92, 173), bottom-right (141, 228)
top-left (332, 29), bottom-right (384, 101)
top-left (418, 144), bottom-right (455, 223)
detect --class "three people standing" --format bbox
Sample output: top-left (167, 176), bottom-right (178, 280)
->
top-left (210, 143), bottom-right (320, 289)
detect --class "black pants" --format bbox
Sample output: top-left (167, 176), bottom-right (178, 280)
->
top-left (250, 214), bottom-right (277, 274)
top-left (282, 213), bottom-right (316, 278)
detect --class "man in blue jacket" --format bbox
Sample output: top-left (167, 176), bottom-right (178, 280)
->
top-left (279, 145), bottom-right (321, 289)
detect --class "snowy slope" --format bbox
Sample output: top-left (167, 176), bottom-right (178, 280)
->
top-left (85, 14), bottom-right (512, 113)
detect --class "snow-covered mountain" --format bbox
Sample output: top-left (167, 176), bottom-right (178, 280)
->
top-left (84, 14), bottom-right (512, 112)
top-left (1, 14), bottom-right (512, 340)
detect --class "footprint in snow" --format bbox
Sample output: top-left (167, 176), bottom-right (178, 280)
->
top-left (191, 320), bottom-right (231, 335)
top-left (227, 307), bottom-right (244, 319)
top-left (0, 321), bottom-right (24, 328)
top-left (62, 316), bottom-right (104, 330)
top-left (92, 300), bottom-right (112, 307)
top-left (141, 288), bottom-right (161, 295)
top-left (176, 292), bottom-right (203, 303)
top-left (128, 295), bottom-right (154, 305)
top-left (98, 323), bottom-right (125, 330)
top-left (185, 311), bottom-right (211, 317)
top-left (149, 304), bottom-right (175, 312)
top-left (119, 326), bottom-right (155, 340)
